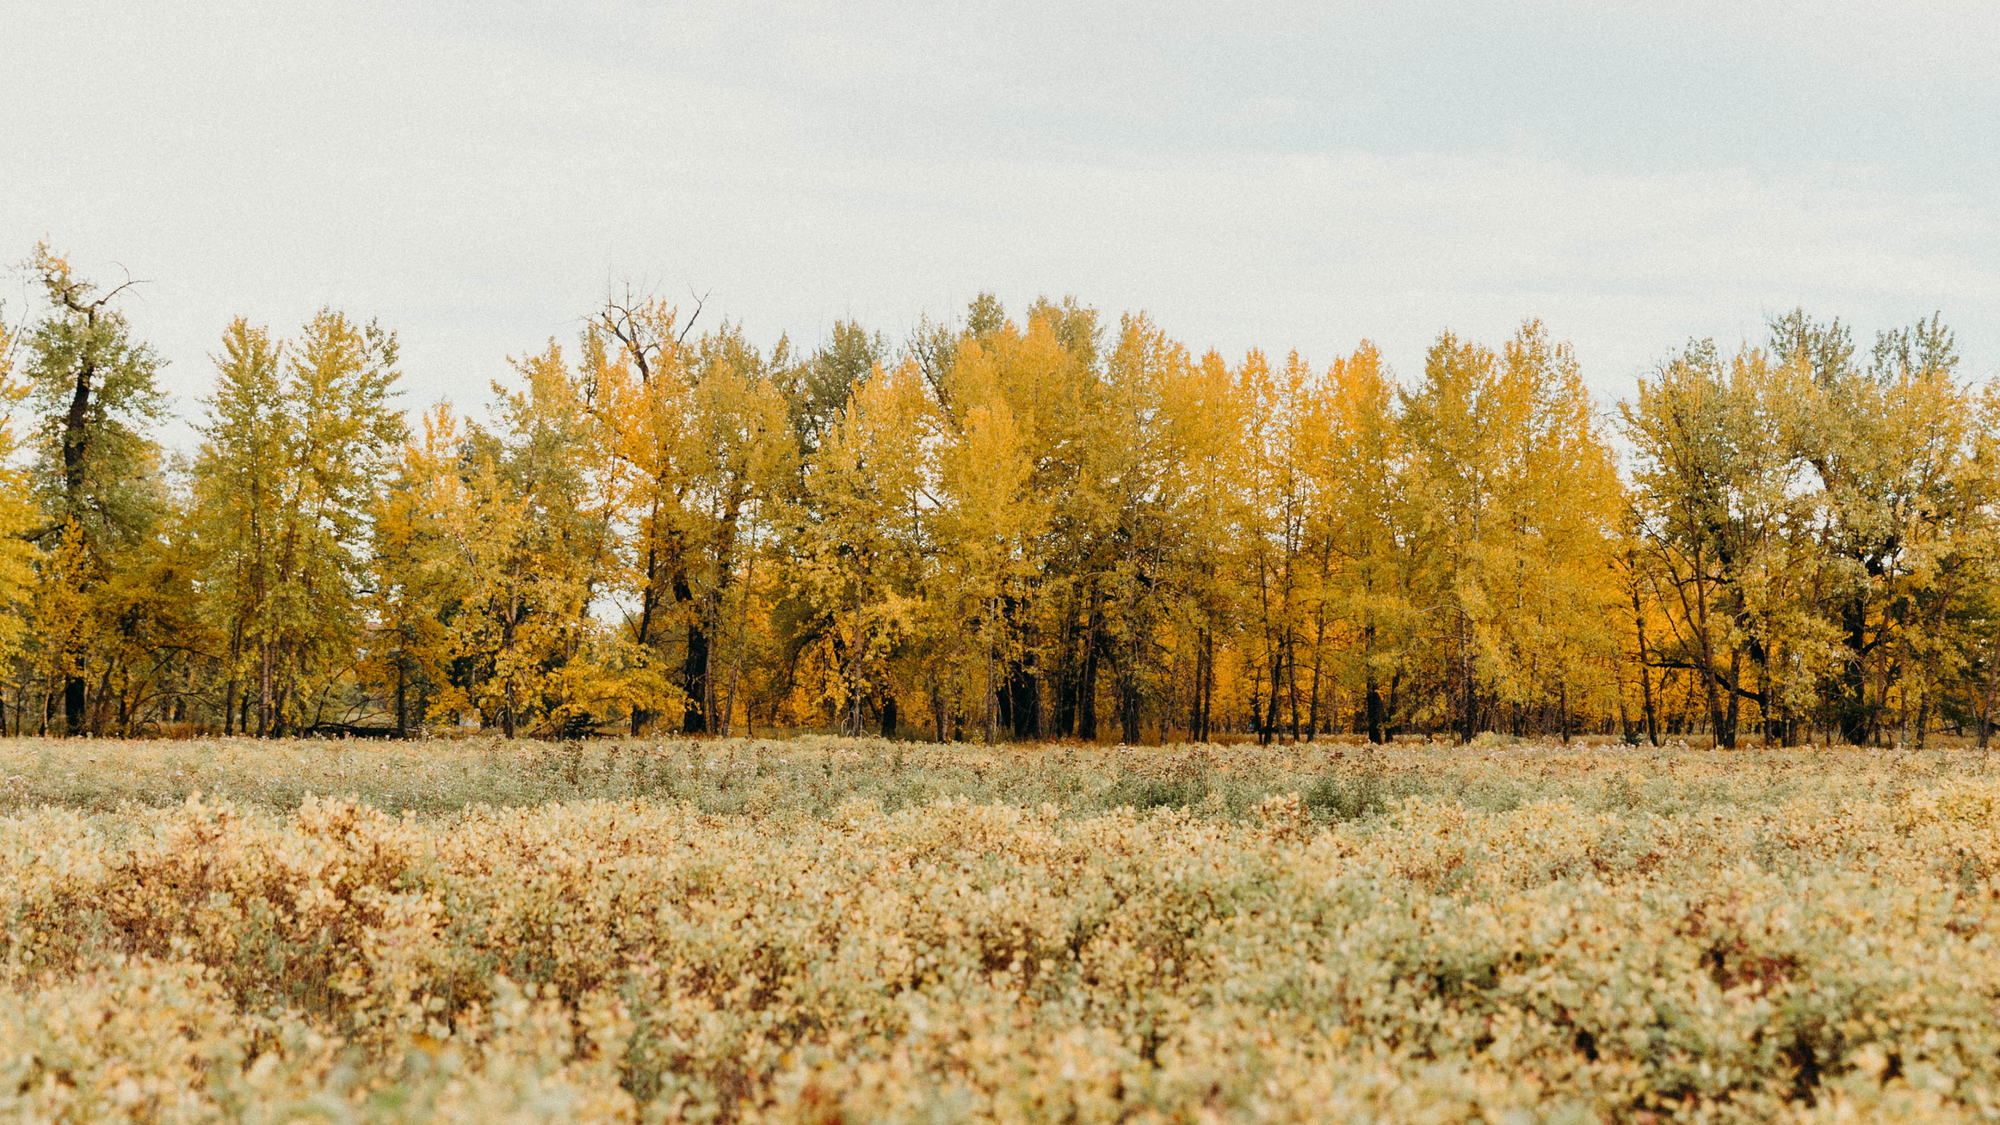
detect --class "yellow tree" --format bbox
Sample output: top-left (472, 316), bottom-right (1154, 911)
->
top-left (1872, 317), bottom-right (1978, 745)
top-left (1162, 347), bottom-right (1250, 743)
top-left (930, 337), bottom-right (1045, 742)
top-left (362, 404), bottom-right (476, 736)
top-left (1400, 331), bottom-right (1499, 740)
top-left (1303, 341), bottom-right (1414, 743)
top-left (1239, 349), bottom-right (1317, 743)
top-left (1403, 322), bottom-right (1622, 741)
top-left (191, 319), bottom-right (282, 733)
top-left (1473, 322), bottom-right (1624, 740)
top-left (1950, 385), bottom-right (2000, 747)
top-left (920, 302), bottom-right (1102, 741)
top-left (0, 317), bottom-right (40, 730)
top-left (786, 359), bottom-right (933, 734)
top-left (454, 343), bottom-right (626, 737)
top-left (1785, 312), bottom-right (1977, 745)
top-left (1081, 313), bottom-right (1198, 744)
top-left (369, 353), bottom-right (629, 739)
top-left (595, 297), bottom-right (791, 733)
top-left (191, 311), bottom-right (404, 735)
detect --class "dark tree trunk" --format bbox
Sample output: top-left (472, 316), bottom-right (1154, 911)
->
top-left (1836, 595), bottom-right (1870, 745)
top-left (1720, 650), bottom-right (1741, 749)
top-left (1262, 651), bottom-right (1282, 746)
top-left (1078, 588), bottom-right (1102, 740)
top-left (1199, 628), bottom-right (1214, 742)
top-left (1120, 675), bottom-right (1140, 745)
top-left (1558, 680), bottom-right (1570, 744)
top-left (1633, 582), bottom-right (1659, 746)
top-left (1007, 654), bottom-right (1039, 739)
top-left (64, 676), bottom-right (85, 735)
top-left (1392, 668), bottom-right (1408, 740)
top-left (394, 661), bottom-right (408, 739)
top-left (676, 569), bottom-right (708, 734)
top-left (631, 539), bottom-right (661, 736)
top-left (1366, 675), bottom-right (1385, 745)
top-left (1459, 615), bottom-right (1477, 744)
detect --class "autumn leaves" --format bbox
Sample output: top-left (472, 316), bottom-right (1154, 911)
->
top-left (0, 248), bottom-right (1987, 744)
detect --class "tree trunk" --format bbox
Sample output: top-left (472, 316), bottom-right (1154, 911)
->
top-left (1616, 670), bottom-right (1632, 744)
top-left (63, 676), bottom-right (85, 736)
top-left (1192, 624), bottom-right (1208, 740)
top-left (394, 660), bottom-right (408, 739)
top-left (1306, 613), bottom-right (1326, 741)
top-left (1364, 621), bottom-right (1385, 744)
top-left (1836, 594), bottom-right (1870, 745)
top-left (1077, 587), bottom-right (1101, 741)
top-left (1691, 560), bottom-right (1726, 748)
top-left (1262, 651), bottom-right (1282, 746)
top-left (1633, 582), bottom-right (1658, 746)
top-left (1120, 672), bottom-right (1141, 746)
top-left (258, 642), bottom-right (274, 738)
top-left (1458, 613), bottom-right (1476, 744)
top-left (677, 568), bottom-right (708, 734)
top-left (1720, 650), bottom-right (1741, 749)
top-left (984, 638), bottom-right (998, 744)
top-left (1978, 642), bottom-right (2000, 750)
top-left (1286, 636), bottom-right (1302, 741)
top-left (630, 534), bottom-right (662, 735)
top-left (1120, 608), bottom-right (1143, 745)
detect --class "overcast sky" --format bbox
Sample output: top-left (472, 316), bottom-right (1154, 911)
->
top-left (4, 0), bottom-right (1997, 439)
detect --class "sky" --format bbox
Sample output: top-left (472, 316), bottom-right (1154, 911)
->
top-left (4, 0), bottom-right (1998, 442)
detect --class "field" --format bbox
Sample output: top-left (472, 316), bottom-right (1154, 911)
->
top-left (1, 737), bottom-right (1997, 1123)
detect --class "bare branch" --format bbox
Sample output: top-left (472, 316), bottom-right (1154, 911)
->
top-left (676, 288), bottom-right (711, 346)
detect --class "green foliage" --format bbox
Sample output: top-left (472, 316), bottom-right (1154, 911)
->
top-left (190, 312), bottom-right (405, 735)
top-left (19, 245), bottom-right (166, 547)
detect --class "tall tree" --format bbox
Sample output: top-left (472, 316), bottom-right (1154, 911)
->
top-left (785, 360), bottom-right (932, 734)
top-left (0, 316), bottom-right (41, 727)
top-left (1307, 342), bottom-right (1412, 743)
top-left (18, 245), bottom-right (165, 733)
top-left (596, 297), bottom-right (792, 734)
top-left (192, 311), bottom-right (404, 735)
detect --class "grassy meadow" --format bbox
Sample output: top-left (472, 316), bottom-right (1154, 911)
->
top-left (1, 736), bottom-right (1998, 1123)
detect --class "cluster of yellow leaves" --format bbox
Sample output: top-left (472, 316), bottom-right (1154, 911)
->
top-left (0, 745), bottom-right (1998, 1123)
top-left (0, 318), bottom-right (41, 672)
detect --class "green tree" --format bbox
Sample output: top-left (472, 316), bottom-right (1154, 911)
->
top-left (18, 245), bottom-right (165, 733)
top-left (191, 311), bottom-right (404, 735)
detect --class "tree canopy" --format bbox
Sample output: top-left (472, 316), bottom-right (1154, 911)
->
top-left (1, 252), bottom-right (1992, 747)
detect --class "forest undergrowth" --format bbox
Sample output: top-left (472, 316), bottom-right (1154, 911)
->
top-left (2, 737), bottom-right (1998, 1123)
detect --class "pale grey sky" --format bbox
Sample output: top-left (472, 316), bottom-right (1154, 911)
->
top-left (4, 0), bottom-right (1997, 433)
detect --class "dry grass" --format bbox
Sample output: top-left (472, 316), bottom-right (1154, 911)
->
top-left (0, 737), bottom-right (1996, 1122)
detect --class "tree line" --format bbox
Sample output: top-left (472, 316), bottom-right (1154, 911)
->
top-left (2, 244), bottom-right (1994, 747)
